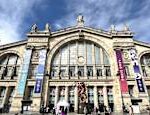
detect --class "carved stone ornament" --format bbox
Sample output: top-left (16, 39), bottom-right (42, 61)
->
top-left (45, 23), bottom-right (50, 32)
top-left (77, 56), bottom-right (85, 65)
top-left (77, 15), bottom-right (84, 27)
top-left (31, 24), bottom-right (38, 32)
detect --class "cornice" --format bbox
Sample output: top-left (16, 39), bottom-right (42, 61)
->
top-left (51, 26), bottom-right (112, 38)
top-left (134, 39), bottom-right (150, 48)
top-left (0, 40), bottom-right (27, 50)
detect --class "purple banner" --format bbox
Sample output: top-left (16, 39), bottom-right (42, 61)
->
top-left (129, 48), bottom-right (145, 92)
top-left (116, 49), bottom-right (128, 93)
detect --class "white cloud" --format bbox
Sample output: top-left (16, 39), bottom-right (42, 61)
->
top-left (0, 0), bottom-right (43, 45)
top-left (55, 0), bottom-right (150, 43)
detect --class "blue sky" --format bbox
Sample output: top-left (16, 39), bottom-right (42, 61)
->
top-left (0, 0), bottom-right (150, 45)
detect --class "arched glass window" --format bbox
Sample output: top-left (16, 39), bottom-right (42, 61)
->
top-left (140, 53), bottom-right (150, 77)
top-left (51, 40), bottom-right (110, 79)
top-left (0, 53), bottom-right (21, 80)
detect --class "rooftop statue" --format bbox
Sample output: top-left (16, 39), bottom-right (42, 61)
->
top-left (31, 24), bottom-right (38, 32)
top-left (77, 15), bottom-right (84, 27)
top-left (123, 24), bottom-right (130, 31)
top-left (45, 23), bottom-right (51, 32)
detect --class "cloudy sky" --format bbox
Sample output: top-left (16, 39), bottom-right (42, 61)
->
top-left (0, 0), bottom-right (150, 45)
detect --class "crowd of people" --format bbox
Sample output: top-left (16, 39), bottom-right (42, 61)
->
top-left (39, 104), bottom-right (135, 115)
top-left (93, 106), bottom-right (112, 115)
top-left (52, 106), bottom-right (68, 115)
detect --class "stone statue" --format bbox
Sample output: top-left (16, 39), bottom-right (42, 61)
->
top-left (77, 14), bottom-right (84, 27)
top-left (123, 24), bottom-right (130, 31)
top-left (31, 24), bottom-right (38, 32)
top-left (77, 15), bottom-right (84, 23)
top-left (110, 25), bottom-right (115, 31)
top-left (45, 23), bottom-right (50, 32)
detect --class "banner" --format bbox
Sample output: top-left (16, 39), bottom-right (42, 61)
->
top-left (34, 79), bottom-right (43, 93)
top-left (17, 49), bottom-right (32, 95)
top-left (129, 48), bottom-right (145, 92)
top-left (34, 49), bottom-right (46, 93)
top-left (116, 49), bottom-right (128, 93)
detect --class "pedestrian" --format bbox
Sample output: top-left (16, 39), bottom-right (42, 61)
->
top-left (53, 107), bottom-right (56, 115)
top-left (84, 107), bottom-right (88, 115)
top-left (95, 107), bottom-right (98, 115)
top-left (108, 106), bottom-right (111, 115)
top-left (98, 110), bottom-right (101, 115)
top-left (61, 108), bottom-right (65, 115)
top-left (129, 105), bottom-right (134, 115)
top-left (64, 107), bottom-right (67, 115)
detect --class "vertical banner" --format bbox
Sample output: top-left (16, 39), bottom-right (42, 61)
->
top-left (116, 49), bottom-right (128, 93)
top-left (34, 49), bottom-right (46, 93)
top-left (17, 49), bottom-right (32, 95)
top-left (129, 48), bottom-right (145, 92)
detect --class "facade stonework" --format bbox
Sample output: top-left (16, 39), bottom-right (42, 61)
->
top-left (0, 16), bottom-right (150, 113)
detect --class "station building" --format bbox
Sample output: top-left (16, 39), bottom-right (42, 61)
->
top-left (0, 15), bottom-right (150, 113)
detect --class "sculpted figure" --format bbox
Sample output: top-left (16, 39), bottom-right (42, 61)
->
top-left (31, 24), bottom-right (38, 32)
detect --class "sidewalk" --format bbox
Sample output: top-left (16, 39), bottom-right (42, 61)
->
top-left (1, 112), bottom-right (150, 115)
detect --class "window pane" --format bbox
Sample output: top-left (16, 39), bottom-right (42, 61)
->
top-left (69, 66), bottom-right (75, 77)
top-left (104, 66), bottom-right (111, 76)
top-left (8, 56), bottom-right (17, 65)
top-left (87, 43), bottom-right (92, 64)
top-left (96, 66), bottom-right (102, 76)
top-left (103, 50), bottom-right (109, 65)
top-left (60, 66), bottom-right (67, 77)
top-left (17, 58), bottom-right (21, 65)
top-left (61, 46), bottom-right (68, 65)
top-left (78, 66), bottom-right (84, 76)
top-left (95, 46), bottom-right (100, 64)
top-left (0, 57), bottom-right (8, 65)
top-left (53, 53), bottom-right (60, 65)
top-left (70, 43), bottom-right (77, 64)
top-left (51, 66), bottom-right (58, 77)
top-left (78, 42), bottom-right (84, 57)
top-left (87, 66), bottom-right (93, 76)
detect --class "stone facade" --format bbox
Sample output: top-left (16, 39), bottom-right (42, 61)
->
top-left (0, 15), bottom-right (150, 113)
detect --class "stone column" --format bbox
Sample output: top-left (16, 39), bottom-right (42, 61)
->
top-left (65, 86), bottom-right (69, 102)
top-left (94, 86), bottom-right (98, 108)
top-left (55, 86), bottom-right (59, 106)
top-left (100, 48), bottom-right (105, 78)
top-left (2, 86), bottom-right (9, 106)
top-left (103, 86), bottom-right (108, 107)
top-left (92, 43), bottom-right (96, 77)
top-left (74, 86), bottom-right (78, 113)
top-left (44, 77), bottom-right (49, 106)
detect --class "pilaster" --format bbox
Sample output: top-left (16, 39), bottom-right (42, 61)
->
top-left (65, 86), bottom-right (69, 102)
top-left (54, 86), bottom-right (59, 106)
top-left (94, 86), bottom-right (98, 108)
top-left (74, 86), bottom-right (78, 113)
top-left (103, 86), bottom-right (108, 107)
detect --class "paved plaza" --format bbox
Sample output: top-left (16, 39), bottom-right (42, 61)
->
top-left (1, 112), bottom-right (150, 115)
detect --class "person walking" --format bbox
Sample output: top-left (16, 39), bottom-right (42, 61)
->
top-left (94, 107), bottom-right (98, 115)
top-left (84, 107), bottom-right (88, 115)
top-left (129, 105), bottom-right (134, 115)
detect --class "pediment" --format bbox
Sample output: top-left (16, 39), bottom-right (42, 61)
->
top-left (51, 26), bottom-right (112, 38)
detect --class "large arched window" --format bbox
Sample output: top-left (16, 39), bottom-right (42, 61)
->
top-left (50, 40), bottom-right (111, 79)
top-left (140, 53), bottom-right (150, 77)
top-left (0, 53), bottom-right (21, 80)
